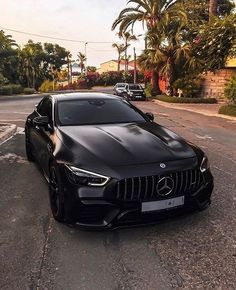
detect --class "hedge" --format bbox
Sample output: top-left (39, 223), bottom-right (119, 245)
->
top-left (23, 88), bottom-right (35, 95)
top-left (0, 85), bottom-right (13, 95)
top-left (154, 95), bottom-right (217, 104)
top-left (0, 84), bottom-right (23, 95)
top-left (218, 104), bottom-right (236, 117)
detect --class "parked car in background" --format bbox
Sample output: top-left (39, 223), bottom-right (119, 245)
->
top-left (113, 83), bottom-right (127, 96)
top-left (122, 84), bottom-right (146, 101)
top-left (25, 93), bottom-right (213, 229)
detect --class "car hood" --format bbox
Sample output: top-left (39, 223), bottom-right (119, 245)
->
top-left (57, 122), bottom-right (196, 170)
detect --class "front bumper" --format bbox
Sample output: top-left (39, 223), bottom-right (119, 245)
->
top-left (61, 168), bottom-right (214, 229)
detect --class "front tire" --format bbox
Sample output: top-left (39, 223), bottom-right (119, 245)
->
top-left (49, 163), bottom-right (66, 222)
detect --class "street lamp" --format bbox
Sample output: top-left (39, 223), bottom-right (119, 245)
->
top-left (85, 42), bottom-right (88, 74)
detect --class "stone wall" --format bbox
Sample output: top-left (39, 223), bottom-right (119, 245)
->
top-left (201, 69), bottom-right (235, 100)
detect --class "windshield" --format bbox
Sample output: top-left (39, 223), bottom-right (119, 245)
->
top-left (57, 99), bottom-right (147, 125)
top-left (116, 84), bottom-right (126, 88)
top-left (128, 84), bottom-right (143, 90)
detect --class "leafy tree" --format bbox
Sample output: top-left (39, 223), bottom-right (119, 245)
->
top-left (224, 74), bottom-right (236, 104)
top-left (191, 14), bottom-right (236, 72)
top-left (0, 30), bottom-right (19, 83)
top-left (112, 43), bottom-right (127, 71)
top-left (86, 66), bottom-right (97, 73)
top-left (112, 0), bottom-right (186, 93)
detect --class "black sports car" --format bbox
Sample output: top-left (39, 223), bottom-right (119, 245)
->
top-left (25, 93), bottom-right (213, 229)
top-left (122, 84), bottom-right (146, 101)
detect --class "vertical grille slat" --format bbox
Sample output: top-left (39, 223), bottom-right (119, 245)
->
top-left (144, 176), bottom-right (148, 199)
top-left (116, 169), bottom-right (203, 201)
top-left (138, 177), bottom-right (142, 200)
top-left (151, 176), bottom-right (155, 198)
top-left (131, 178), bottom-right (135, 200)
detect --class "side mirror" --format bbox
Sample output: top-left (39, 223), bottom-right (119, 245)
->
top-left (146, 112), bottom-right (154, 121)
top-left (33, 116), bottom-right (49, 127)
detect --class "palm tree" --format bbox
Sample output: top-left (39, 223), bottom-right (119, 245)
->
top-left (112, 0), bottom-right (186, 92)
top-left (144, 19), bottom-right (192, 96)
top-left (209, 0), bottom-right (218, 21)
top-left (112, 43), bottom-right (127, 71)
top-left (112, 0), bottom-right (186, 33)
top-left (119, 31), bottom-right (137, 71)
top-left (77, 52), bottom-right (87, 73)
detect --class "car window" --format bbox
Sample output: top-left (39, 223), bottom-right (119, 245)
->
top-left (37, 98), bottom-right (52, 120)
top-left (57, 99), bottom-right (147, 126)
top-left (128, 85), bottom-right (142, 90)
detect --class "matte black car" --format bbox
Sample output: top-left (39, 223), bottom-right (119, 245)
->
top-left (25, 93), bottom-right (213, 229)
top-left (113, 83), bottom-right (127, 96)
top-left (122, 84), bottom-right (146, 101)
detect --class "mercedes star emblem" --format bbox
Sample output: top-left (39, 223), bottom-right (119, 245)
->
top-left (156, 176), bottom-right (174, 196)
top-left (160, 163), bottom-right (166, 169)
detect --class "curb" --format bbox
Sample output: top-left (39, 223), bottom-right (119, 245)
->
top-left (0, 124), bottom-right (17, 145)
top-left (154, 100), bottom-right (236, 122)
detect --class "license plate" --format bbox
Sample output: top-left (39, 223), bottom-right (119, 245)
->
top-left (142, 196), bottom-right (185, 212)
top-left (135, 95), bottom-right (142, 98)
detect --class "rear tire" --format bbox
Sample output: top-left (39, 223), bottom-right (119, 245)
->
top-left (49, 162), bottom-right (66, 222)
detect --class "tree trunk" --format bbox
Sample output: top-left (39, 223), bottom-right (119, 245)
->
top-left (151, 69), bottom-right (161, 96)
top-left (125, 40), bottom-right (128, 72)
top-left (209, 0), bottom-right (218, 21)
top-left (118, 55), bottom-right (120, 72)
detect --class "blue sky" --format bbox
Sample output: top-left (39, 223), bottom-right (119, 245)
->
top-left (1, 0), bottom-right (145, 67)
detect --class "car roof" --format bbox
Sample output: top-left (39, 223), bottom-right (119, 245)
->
top-left (51, 92), bottom-right (121, 101)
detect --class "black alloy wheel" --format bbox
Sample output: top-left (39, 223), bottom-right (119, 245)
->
top-left (49, 163), bottom-right (65, 222)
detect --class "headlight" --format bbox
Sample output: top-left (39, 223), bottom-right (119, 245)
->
top-left (200, 156), bottom-right (210, 173)
top-left (128, 91), bottom-right (133, 96)
top-left (65, 165), bottom-right (110, 186)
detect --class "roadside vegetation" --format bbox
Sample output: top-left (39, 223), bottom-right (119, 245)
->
top-left (219, 74), bottom-right (236, 116)
top-left (154, 95), bottom-right (217, 104)
top-left (112, 0), bottom-right (236, 100)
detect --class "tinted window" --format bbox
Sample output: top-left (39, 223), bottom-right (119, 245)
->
top-left (37, 98), bottom-right (52, 120)
top-left (128, 85), bottom-right (143, 90)
top-left (57, 99), bottom-right (146, 125)
top-left (117, 84), bottom-right (126, 88)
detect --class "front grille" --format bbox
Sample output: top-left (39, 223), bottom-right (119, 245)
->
top-left (116, 169), bottom-right (204, 201)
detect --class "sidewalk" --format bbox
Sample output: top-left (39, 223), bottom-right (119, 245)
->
top-left (0, 123), bottom-right (17, 144)
top-left (154, 100), bottom-right (236, 122)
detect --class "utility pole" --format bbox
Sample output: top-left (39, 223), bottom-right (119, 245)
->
top-left (85, 42), bottom-right (88, 75)
top-left (133, 47), bottom-right (137, 84)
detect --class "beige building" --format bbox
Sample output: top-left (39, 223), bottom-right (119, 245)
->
top-left (97, 60), bottom-right (135, 74)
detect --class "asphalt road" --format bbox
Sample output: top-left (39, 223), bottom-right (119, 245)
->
top-left (0, 93), bottom-right (236, 290)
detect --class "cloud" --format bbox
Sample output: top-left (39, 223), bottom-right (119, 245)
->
top-left (55, 4), bottom-right (73, 13)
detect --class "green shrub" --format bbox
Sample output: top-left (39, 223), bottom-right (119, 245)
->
top-left (224, 74), bottom-right (236, 104)
top-left (39, 80), bottom-right (58, 93)
top-left (23, 88), bottom-right (35, 95)
top-left (155, 95), bottom-right (217, 104)
top-left (0, 85), bottom-right (13, 95)
top-left (145, 82), bottom-right (152, 98)
top-left (219, 104), bottom-right (236, 117)
top-left (11, 84), bottom-right (23, 94)
top-left (173, 77), bottom-right (202, 98)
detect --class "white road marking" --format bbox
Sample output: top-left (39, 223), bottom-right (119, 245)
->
top-left (17, 127), bottom-right (25, 134)
top-left (196, 134), bottom-right (214, 140)
top-left (0, 153), bottom-right (28, 164)
top-left (213, 165), bottom-right (233, 176)
top-left (0, 119), bottom-right (25, 122)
